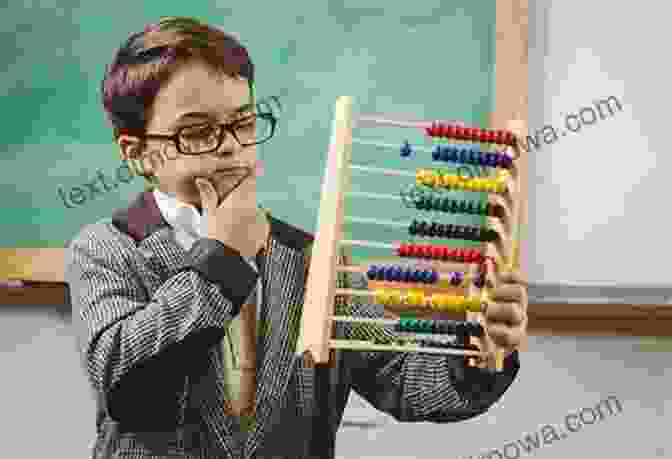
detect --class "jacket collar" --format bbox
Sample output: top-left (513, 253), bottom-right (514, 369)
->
top-left (111, 191), bottom-right (314, 252)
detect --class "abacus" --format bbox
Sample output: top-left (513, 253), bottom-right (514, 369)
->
top-left (296, 96), bottom-right (526, 372)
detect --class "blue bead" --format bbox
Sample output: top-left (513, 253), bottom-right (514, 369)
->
top-left (376, 266), bottom-right (385, 280)
top-left (400, 141), bottom-right (412, 157)
top-left (384, 266), bottom-right (395, 281)
top-left (432, 145), bottom-right (441, 161)
top-left (367, 265), bottom-right (377, 279)
top-left (475, 151), bottom-right (486, 166)
top-left (403, 269), bottom-right (412, 282)
top-left (411, 270), bottom-right (421, 282)
top-left (392, 266), bottom-right (403, 281)
top-left (440, 146), bottom-right (451, 162)
top-left (423, 270), bottom-right (433, 283)
top-left (447, 146), bottom-right (458, 162)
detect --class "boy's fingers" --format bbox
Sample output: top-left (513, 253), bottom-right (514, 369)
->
top-left (195, 178), bottom-right (218, 211)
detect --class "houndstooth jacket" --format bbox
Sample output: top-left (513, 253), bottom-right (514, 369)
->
top-left (65, 191), bottom-right (520, 459)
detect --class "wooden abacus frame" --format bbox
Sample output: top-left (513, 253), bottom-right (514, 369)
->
top-left (296, 95), bottom-right (527, 372)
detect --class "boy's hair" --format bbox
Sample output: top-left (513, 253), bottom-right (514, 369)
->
top-left (102, 16), bottom-right (254, 140)
top-left (101, 17), bottom-right (255, 189)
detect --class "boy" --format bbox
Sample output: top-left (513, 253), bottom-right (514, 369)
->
top-left (66, 16), bottom-right (527, 459)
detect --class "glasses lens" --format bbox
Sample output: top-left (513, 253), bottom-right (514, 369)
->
top-left (232, 115), bottom-right (274, 146)
top-left (179, 124), bottom-right (220, 154)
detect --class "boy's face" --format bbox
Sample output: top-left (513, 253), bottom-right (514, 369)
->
top-left (118, 58), bottom-right (256, 207)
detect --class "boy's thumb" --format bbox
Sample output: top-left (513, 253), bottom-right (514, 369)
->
top-left (195, 178), bottom-right (217, 210)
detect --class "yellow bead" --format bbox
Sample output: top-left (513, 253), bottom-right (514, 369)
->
top-left (466, 297), bottom-right (481, 312)
top-left (455, 295), bottom-right (467, 313)
top-left (430, 294), bottom-right (442, 309)
top-left (496, 181), bottom-right (506, 193)
top-left (389, 291), bottom-right (401, 305)
top-left (374, 290), bottom-right (386, 305)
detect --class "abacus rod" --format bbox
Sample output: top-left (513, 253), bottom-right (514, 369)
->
top-left (352, 137), bottom-right (511, 156)
top-left (352, 138), bottom-right (434, 153)
top-left (340, 239), bottom-right (395, 250)
top-left (350, 163), bottom-right (515, 196)
top-left (330, 339), bottom-right (487, 357)
top-left (350, 164), bottom-right (416, 177)
top-left (331, 315), bottom-right (481, 332)
top-left (345, 191), bottom-right (400, 201)
top-left (353, 115), bottom-right (430, 129)
top-left (336, 287), bottom-right (485, 300)
top-left (337, 264), bottom-right (477, 276)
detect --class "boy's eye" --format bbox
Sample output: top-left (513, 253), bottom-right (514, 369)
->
top-left (181, 124), bottom-right (217, 139)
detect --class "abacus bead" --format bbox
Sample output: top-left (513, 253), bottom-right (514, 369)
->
top-left (394, 266), bottom-right (405, 282)
top-left (409, 220), bottom-right (419, 235)
top-left (401, 141), bottom-right (412, 157)
top-left (432, 145), bottom-right (441, 161)
top-left (366, 266), bottom-right (377, 280)
top-left (439, 146), bottom-right (450, 162)
top-left (372, 266), bottom-right (382, 280)
top-left (505, 131), bottom-right (515, 146)
top-left (447, 146), bottom-right (458, 162)
top-left (382, 265), bottom-right (393, 281)
top-left (474, 274), bottom-right (485, 288)
top-left (445, 125), bottom-right (456, 139)
top-left (429, 270), bottom-right (439, 283)
top-left (422, 269), bottom-right (433, 283)
top-left (469, 150), bottom-right (480, 164)
top-left (449, 272), bottom-right (460, 286)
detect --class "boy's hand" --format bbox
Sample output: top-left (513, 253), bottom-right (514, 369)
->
top-left (195, 164), bottom-right (269, 259)
top-left (482, 270), bottom-right (528, 359)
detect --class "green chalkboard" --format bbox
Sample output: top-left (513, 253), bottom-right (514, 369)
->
top-left (0, 0), bottom-right (495, 251)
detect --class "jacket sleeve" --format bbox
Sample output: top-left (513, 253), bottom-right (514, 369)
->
top-left (337, 262), bottom-right (520, 424)
top-left (65, 223), bottom-right (257, 427)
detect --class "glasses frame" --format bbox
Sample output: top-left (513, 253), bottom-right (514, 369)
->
top-left (124, 112), bottom-right (278, 156)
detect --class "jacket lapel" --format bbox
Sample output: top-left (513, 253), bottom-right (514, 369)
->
top-left (245, 216), bottom-right (313, 458)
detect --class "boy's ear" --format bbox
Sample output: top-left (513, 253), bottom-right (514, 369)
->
top-left (116, 134), bottom-right (143, 161)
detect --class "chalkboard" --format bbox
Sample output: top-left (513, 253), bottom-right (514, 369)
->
top-left (0, 0), bottom-right (496, 254)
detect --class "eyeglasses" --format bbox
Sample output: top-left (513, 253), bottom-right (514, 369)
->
top-left (131, 112), bottom-right (277, 156)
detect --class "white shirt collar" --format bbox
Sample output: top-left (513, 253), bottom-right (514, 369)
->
top-left (153, 189), bottom-right (208, 240)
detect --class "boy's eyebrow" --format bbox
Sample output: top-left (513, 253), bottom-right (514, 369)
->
top-left (171, 102), bottom-right (255, 126)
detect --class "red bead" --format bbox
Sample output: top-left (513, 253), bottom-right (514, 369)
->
top-left (505, 131), bottom-right (516, 146)
top-left (466, 250), bottom-right (478, 263)
top-left (472, 128), bottom-right (481, 141)
top-left (441, 124), bottom-right (450, 138)
top-left (431, 246), bottom-right (443, 259)
top-left (496, 130), bottom-right (506, 144)
top-left (443, 125), bottom-right (454, 139)
top-left (443, 247), bottom-right (453, 260)
top-left (397, 243), bottom-right (405, 256)
top-left (478, 130), bottom-right (488, 142)
top-left (410, 244), bottom-right (420, 257)
top-left (459, 249), bottom-right (469, 261)
top-left (421, 245), bottom-right (431, 258)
